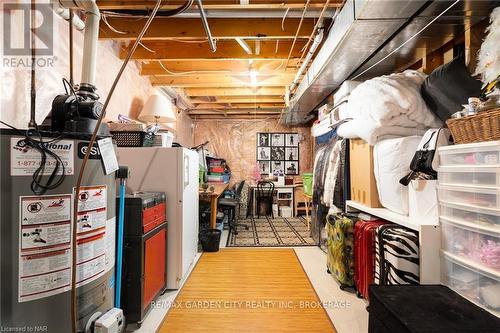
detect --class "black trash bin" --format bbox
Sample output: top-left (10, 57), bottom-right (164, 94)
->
top-left (199, 229), bottom-right (221, 252)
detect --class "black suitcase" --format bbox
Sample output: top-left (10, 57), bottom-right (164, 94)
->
top-left (369, 285), bottom-right (500, 333)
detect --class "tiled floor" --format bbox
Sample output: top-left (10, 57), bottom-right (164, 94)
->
top-left (128, 229), bottom-right (369, 333)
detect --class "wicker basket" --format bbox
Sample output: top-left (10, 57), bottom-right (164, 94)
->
top-left (110, 131), bottom-right (154, 147)
top-left (446, 108), bottom-right (500, 144)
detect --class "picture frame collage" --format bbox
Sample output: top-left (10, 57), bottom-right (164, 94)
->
top-left (257, 132), bottom-right (299, 175)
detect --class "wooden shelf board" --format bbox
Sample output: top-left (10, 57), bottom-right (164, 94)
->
top-left (346, 200), bottom-right (438, 232)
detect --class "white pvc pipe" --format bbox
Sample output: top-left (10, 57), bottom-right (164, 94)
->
top-left (52, 1), bottom-right (85, 31)
top-left (56, 0), bottom-right (100, 86)
top-left (290, 27), bottom-right (324, 92)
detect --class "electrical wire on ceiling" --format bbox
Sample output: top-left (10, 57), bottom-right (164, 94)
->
top-left (158, 60), bottom-right (231, 75)
top-left (157, 59), bottom-right (285, 76)
top-left (102, 13), bottom-right (209, 44)
top-left (71, 1), bottom-right (194, 332)
top-left (102, 14), bottom-right (128, 34)
top-left (281, 7), bottom-right (290, 31)
top-left (285, 0), bottom-right (311, 69)
top-left (296, 0), bottom-right (331, 67)
top-left (139, 41), bottom-right (157, 53)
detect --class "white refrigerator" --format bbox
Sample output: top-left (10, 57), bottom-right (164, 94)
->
top-left (117, 147), bottom-right (199, 289)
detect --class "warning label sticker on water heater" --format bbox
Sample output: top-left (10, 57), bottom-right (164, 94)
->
top-left (18, 194), bottom-right (73, 303)
top-left (10, 137), bottom-right (74, 176)
top-left (74, 185), bottom-right (109, 287)
top-left (18, 189), bottom-right (115, 303)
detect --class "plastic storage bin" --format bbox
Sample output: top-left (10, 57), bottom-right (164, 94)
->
top-left (441, 251), bottom-right (500, 315)
top-left (439, 201), bottom-right (500, 229)
top-left (439, 166), bottom-right (500, 187)
top-left (439, 141), bottom-right (500, 167)
top-left (302, 173), bottom-right (313, 196)
top-left (280, 206), bottom-right (292, 218)
top-left (441, 218), bottom-right (500, 272)
top-left (437, 184), bottom-right (500, 209)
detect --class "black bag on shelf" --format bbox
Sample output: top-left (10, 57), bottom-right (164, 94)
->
top-left (420, 54), bottom-right (482, 122)
top-left (399, 128), bottom-right (451, 186)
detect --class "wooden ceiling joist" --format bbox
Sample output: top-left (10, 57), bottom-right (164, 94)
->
top-left (140, 59), bottom-right (297, 76)
top-left (192, 103), bottom-right (285, 109)
top-left (97, 1), bottom-right (342, 10)
top-left (150, 73), bottom-right (294, 87)
top-left (121, 40), bottom-right (307, 61)
top-left (100, 18), bottom-right (316, 40)
top-left (183, 87), bottom-right (285, 97)
top-left (189, 110), bottom-right (282, 115)
top-left (190, 96), bottom-right (285, 104)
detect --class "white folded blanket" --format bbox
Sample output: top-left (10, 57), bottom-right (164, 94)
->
top-left (339, 70), bottom-right (442, 144)
top-left (337, 119), bottom-right (427, 145)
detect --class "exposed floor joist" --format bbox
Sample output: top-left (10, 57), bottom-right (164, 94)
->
top-left (183, 87), bottom-right (285, 97)
top-left (190, 96), bottom-right (285, 104)
top-left (97, 1), bottom-right (342, 10)
top-left (192, 103), bottom-right (285, 109)
top-left (121, 40), bottom-right (307, 61)
top-left (140, 59), bottom-right (296, 76)
top-left (100, 18), bottom-right (318, 40)
top-left (150, 73), bottom-right (295, 87)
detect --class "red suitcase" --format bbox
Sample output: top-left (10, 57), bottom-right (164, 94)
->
top-left (354, 218), bottom-right (388, 300)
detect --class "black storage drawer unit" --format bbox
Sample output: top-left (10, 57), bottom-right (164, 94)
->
top-left (369, 285), bottom-right (500, 333)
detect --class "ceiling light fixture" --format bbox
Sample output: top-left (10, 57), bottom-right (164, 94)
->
top-left (249, 70), bottom-right (258, 86)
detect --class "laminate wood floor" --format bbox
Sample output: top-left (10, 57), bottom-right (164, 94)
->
top-left (158, 248), bottom-right (337, 333)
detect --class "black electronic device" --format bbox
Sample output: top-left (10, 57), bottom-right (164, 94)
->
top-left (51, 82), bottom-right (108, 135)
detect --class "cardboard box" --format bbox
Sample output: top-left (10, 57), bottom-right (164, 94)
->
top-left (349, 139), bottom-right (382, 208)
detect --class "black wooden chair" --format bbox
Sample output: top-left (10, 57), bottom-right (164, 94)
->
top-left (219, 181), bottom-right (249, 235)
top-left (256, 180), bottom-right (275, 218)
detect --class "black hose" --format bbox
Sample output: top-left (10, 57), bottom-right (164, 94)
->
top-left (29, 0), bottom-right (36, 129)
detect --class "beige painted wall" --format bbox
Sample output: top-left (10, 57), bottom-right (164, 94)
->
top-left (193, 119), bottom-right (313, 184)
top-left (0, 5), bottom-right (193, 146)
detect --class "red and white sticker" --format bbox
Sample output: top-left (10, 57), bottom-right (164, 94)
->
top-left (18, 194), bottom-right (73, 303)
top-left (75, 185), bottom-right (107, 212)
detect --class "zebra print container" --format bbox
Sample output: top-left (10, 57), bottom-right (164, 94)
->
top-left (375, 225), bottom-right (420, 285)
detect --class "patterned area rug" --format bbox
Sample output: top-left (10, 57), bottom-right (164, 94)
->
top-left (227, 216), bottom-right (317, 247)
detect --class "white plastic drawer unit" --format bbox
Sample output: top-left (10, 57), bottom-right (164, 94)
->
top-left (438, 166), bottom-right (500, 187)
top-left (439, 141), bottom-right (500, 167)
top-left (440, 201), bottom-right (500, 229)
top-left (438, 184), bottom-right (500, 209)
top-left (441, 218), bottom-right (500, 273)
top-left (441, 251), bottom-right (500, 316)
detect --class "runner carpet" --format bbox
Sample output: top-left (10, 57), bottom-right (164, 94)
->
top-left (226, 216), bottom-right (316, 247)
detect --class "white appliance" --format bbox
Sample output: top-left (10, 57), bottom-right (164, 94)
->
top-left (117, 147), bottom-right (199, 289)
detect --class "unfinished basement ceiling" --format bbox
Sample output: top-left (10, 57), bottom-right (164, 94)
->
top-left (96, 0), bottom-right (342, 119)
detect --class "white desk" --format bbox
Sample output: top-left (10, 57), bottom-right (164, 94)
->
top-left (250, 184), bottom-right (299, 217)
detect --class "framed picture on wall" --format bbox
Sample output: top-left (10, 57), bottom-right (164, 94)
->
top-left (285, 161), bottom-right (298, 175)
top-left (271, 161), bottom-right (284, 175)
top-left (258, 133), bottom-right (270, 147)
top-left (257, 132), bottom-right (299, 176)
top-left (271, 133), bottom-right (284, 146)
top-left (285, 147), bottom-right (298, 161)
top-left (257, 147), bottom-right (271, 160)
top-left (258, 161), bottom-right (271, 174)
top-left (285, 133), bottom-right (299, 147)
top-left (271, 147), bottom-right (285, 161)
